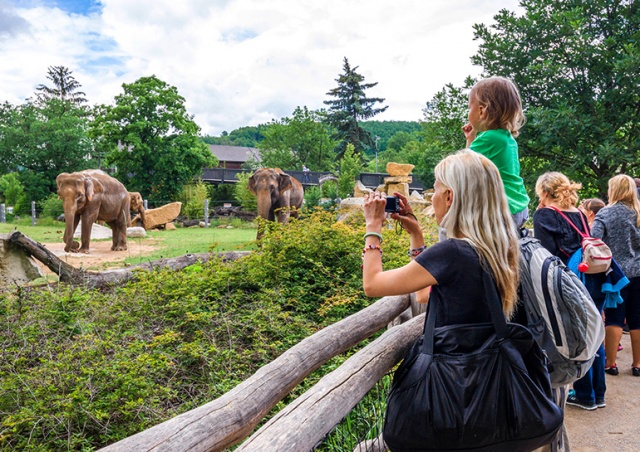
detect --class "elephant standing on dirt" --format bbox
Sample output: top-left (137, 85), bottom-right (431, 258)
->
top-left (56, 170), bottom-right (131, 253)
top-left (248, 168), bottom-right (304, 226)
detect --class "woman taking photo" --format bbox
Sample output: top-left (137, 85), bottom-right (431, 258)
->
top-left (591, 175), bottom-right (640, 377)
top-left (361, 150), bottom-right (519, 322)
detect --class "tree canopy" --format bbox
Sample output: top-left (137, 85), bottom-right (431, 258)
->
top-left (257, 106), bottom-right (337, 171)
top-left (91, 76), bottom-right (216, 202)
top-left (324, 57), bottom-right (388, 158)
top-left (472, 0), bottom-right (640, 195)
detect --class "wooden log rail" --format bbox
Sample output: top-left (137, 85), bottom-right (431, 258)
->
top-left (99, 294), bottom-right (421, 452)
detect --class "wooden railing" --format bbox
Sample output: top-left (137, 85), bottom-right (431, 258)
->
top-left (99, 295), bottom-right (425, 451)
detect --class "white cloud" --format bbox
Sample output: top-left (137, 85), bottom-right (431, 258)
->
top-left (0, 0), bottom-right (522, 135)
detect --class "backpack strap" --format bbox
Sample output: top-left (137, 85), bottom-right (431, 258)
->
top-left (547, 206), bottom-right (590, 238)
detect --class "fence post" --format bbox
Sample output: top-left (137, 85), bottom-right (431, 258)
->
top-left (143, 199), bottom-right (148, 210)
top-left (0, 204), bottom-right (5, 223)
top-left (204, 199), bottom-right (209, 227)
top-left (31, 201), bottom-right (37, 225)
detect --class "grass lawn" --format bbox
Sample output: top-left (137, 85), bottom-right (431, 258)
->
top-left (0, 217), bottom-right (259, 267)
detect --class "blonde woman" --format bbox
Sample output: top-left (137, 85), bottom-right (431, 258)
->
top-left (591, 175), bottom-right (640, 377)
top-left (362, 150), bottom-right (519, 320)
top-left (533, 172), bottom-right (607, 414)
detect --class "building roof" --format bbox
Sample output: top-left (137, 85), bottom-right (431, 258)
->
top-left (209, 145), bottom-right (261, 163)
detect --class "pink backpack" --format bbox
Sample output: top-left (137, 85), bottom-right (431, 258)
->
top-left (548, 206), bottom-right (612, 274)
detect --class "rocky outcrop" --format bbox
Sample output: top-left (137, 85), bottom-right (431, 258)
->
top-left (0, 233), bottom-right (44, 288)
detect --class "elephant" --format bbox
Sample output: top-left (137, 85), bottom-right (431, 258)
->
top-left (56, 169), bottom-right (131, 253)
top-left (248, 168), bottom-right (304, 230)
top-left (128, 192), bottom-right (146, 228)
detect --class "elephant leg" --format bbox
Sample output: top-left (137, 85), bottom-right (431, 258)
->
top-left (109, 209), bottom-right (128, 251)
top-left (108, 217), bottom-right (128, 251)
top-left (276, 206), bottom-right (291, 224)
top-left (79, 213), bottom-right (98, 253)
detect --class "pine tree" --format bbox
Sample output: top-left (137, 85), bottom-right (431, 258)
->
top-left (36, 66), bottom-right (87, 105)
top-left (324, 57), bottom-right (387, 158)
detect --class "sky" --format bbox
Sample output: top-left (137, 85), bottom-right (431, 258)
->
top-left (0, 0), bottom-right (522, 136)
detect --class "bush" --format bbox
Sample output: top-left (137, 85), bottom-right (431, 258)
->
top-left (304, 186), bottom-right (322, 209)
top-left (0, 172), bottom-right (27, 213)
top-left (40, 193), bottom-right (64, 219)
top-left (234, 172), bottom-right (257, 212)
top-left (0, 210), bottom-right (440, 450)
top-left (180, 180), bottom-right (209, 219)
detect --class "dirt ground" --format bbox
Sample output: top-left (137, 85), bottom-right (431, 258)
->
top-left (37, 239), bottom-right (160, 274)
top-left (32, 242), bottom-right (640, 450)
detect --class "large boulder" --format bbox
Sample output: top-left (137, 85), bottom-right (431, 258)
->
top-left (73, 221), bottom-right (113, 239)
top-left (0, 233), bottom-right (44, 288)
top-left (133, 202), bottom-right (182, 230)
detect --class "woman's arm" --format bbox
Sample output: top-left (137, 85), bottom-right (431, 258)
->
top-left (362, 192), bottom-right (436, 298)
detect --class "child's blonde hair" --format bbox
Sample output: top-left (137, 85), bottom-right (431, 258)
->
top-left (608, 174), bottom-right (640, 227)
top-left (535, 172), bottom-right (582, 209)
top-left (470, 76), bottom-right (525, 137)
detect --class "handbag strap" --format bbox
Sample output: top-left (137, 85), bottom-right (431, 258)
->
top-left (422, 268), bottom-right (508, 355)
top-left (547, 205), bottom-right (590, 238)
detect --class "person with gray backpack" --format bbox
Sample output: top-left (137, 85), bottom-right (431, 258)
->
top-left (533, 172), bottom-right (607, 413)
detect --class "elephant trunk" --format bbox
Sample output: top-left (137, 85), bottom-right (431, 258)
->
top-left (138, 206), bottom-right (146, 228)
top-left (256, 192), bottom-right (275, 221)
top-left (61, 200), bottom-right (79, 252)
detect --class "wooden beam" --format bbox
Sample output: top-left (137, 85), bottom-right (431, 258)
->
top-left (236, 314), bottom-right (424, 451)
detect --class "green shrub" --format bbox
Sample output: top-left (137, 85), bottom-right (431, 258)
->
top-left (304, 186), bottom-right (322, 209)
top-left (180, 180), bottom-right (209, 219)
top-left (0, 210), bottom-right (440, 450)
top-left (234, 172), bottom-right (257, 212)
top-left (0, 172), bottom-right (28, 213)
top-left (39, 193), bottom-right (64, 219)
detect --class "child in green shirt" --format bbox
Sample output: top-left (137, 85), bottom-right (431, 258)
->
top-left (462, 76), bottom-right (530, 230)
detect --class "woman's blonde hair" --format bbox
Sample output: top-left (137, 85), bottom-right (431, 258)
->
top-left (470, 76), bottom-right (525, 137)
top-left (535, 172), bottom-right (582, 209)
top-left (608, 174), bottom-right (640, 227)
top-left (435, 150), bottom-right (520, 317)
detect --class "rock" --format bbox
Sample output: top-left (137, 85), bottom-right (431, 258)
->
top-left (353, 180), bottom-right (372, 197)
top-left (386, 162), bottom-right (415, 177)
top-left (384, 176), bottom-right (413, 184)
top-left (387, 183), bottom-right (410, 198)
top-left (199, 221), bottom-right (206, 228)
top-left (135, 202), bottom-right (182, 230)
top-left (165, 222), bottom-right (176, 230)
top-left (126, 227), bottom-right (146, 238)
top-left (0, 233), bottom-right (44, 288)
top-left (73, 221), bottom-right (113, 239)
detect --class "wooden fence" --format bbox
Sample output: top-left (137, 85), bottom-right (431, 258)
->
top-left (99, 295), bottom-right (425, 451)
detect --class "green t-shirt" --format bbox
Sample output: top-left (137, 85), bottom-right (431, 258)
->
top-left (470, 129), bottom-right (529, 214)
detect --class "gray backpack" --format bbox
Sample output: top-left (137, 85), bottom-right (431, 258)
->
top-left (518, 236), bottom-right (605, 387)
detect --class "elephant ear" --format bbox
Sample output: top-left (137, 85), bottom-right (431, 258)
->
top-left (84, 177), bottom-right (104, 201)
top-left (279, 174), bottom-right (293, 193)
top-left (248, 174), bottom-right (258, 194)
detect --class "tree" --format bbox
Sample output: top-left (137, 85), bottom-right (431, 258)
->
top-left (472, 0), bottom-right (640, 196)
top-left (35, 65), bottom-right (87, 105)
top-left (324, 57), bottom-right (388, 158)
top-left (337, 143), bottom-right (363, 198)
top-left (0, 99), bottom-right (94, 203)
top-left (91, 76), bottom-right (216, 202)
top-left (258, 106), bottom-right (338, 171)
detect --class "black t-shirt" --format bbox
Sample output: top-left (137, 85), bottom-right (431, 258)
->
top-left (414, 239), bottom-right (492, 327)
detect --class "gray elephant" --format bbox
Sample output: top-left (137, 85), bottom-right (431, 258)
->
top-left (248, 168), bottom-right (304, 227)
top-left (56, 169), bottom-right (131, 253)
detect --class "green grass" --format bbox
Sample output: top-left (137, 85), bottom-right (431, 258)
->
top-left (0, 217), bottom-right (259, 267)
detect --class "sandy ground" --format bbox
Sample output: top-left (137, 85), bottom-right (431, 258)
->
top-left (564, 332), bottom-right (639, 451)
top-left (37, 238), bottom-right (160, 274)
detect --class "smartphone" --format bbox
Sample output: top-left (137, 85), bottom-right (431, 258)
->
top-left (385, 196), bottom-right (401, 213)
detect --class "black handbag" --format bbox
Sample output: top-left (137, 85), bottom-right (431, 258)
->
top-left (383, 270), bottom-right (563, 452)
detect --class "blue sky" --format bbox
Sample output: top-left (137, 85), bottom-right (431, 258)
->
top-left (0, 0), bottom-right (522, 135)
